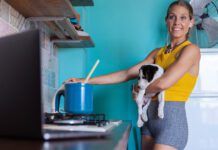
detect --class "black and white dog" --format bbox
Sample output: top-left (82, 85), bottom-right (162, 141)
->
top-left (133, 64), bottom-right (164, 127)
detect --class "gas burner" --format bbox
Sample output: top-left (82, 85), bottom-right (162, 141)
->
top-left (44, 113), bottom-right (108, 127)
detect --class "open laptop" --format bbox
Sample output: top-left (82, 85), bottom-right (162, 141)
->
top-left (0, 29), bottom-right (110, 140)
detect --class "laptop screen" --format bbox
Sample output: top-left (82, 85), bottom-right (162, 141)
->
top-left (0, 29), bottom-right (43, 138)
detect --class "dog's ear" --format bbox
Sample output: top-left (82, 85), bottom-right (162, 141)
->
top-left (142, 65), bottom-right (158, 82)
top-left (148, 66), bottom-right (158, 82)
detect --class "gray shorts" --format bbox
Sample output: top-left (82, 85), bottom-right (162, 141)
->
top-left (141, 101), bottom-right (188, 150)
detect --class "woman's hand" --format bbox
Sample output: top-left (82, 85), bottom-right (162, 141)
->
top-left (132, 84), bottom-right (139, 101)
top-left (64, 78), bottom-right (85, 83)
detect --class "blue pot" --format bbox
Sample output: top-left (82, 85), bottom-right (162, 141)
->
top-left (55, 83), bottom-right (93, 114)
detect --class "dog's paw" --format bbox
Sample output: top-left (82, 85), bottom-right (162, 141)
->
top-left (137, 119), bottom-right (144, 127)
top-left (158, 111), bottom-right (164, 119)
top-left (141, 113), bottom-right (148, 122)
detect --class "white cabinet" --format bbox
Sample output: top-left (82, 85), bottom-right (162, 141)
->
top-left (186, 48), bottom-right (218, 150)
top-left (186, 98), bottom-right (218, 150)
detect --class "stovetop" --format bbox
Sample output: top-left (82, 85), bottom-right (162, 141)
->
top-left (45, 113), bottom-right (109, 127)
top-left (44, 113), bottom-right (122, 132)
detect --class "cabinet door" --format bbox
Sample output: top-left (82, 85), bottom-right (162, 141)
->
top-left (186, 98), bottom-right (218, 150)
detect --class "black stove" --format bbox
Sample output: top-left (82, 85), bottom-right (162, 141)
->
top-left (45, 113), bottom-right (109, 127)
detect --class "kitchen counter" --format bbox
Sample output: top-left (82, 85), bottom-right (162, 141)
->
top-left (0, 121), bottom-right (131, 150)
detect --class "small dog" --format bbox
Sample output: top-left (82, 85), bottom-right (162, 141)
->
top-left (133, 64), bottom-right (164, 127)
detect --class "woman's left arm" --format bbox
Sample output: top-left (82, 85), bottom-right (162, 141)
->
top-left (146, 44), bottom-right (200, 93)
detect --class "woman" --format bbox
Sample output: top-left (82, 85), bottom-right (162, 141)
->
top-left (68, 0), bottom-right (200, 149)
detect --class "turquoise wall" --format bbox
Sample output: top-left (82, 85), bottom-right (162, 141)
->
top-left (58, 0), bottom-right (173, 149)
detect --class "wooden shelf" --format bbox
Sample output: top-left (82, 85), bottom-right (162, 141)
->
top-left (53, 18), bottom-right (79, 40)
top-left (53, 38), bottom-right (94, 48)
top-left (28, 17), bottom-right (94, 48)
top-left (6, 0), bottom-right (95, 48)
top-left (5, 0), bottom-right (77, 18)
top-left (70, 0), bottom-right (94, 6)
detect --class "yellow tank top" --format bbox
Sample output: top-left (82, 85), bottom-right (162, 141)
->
top-left (155, 41), bottom-right (198, 102)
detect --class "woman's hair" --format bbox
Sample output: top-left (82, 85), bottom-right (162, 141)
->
top-left (165, 0), bottom-right (194, 20)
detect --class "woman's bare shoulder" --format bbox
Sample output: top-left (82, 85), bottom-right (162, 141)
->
top-left (184, 43), bottom-right (200, 57)
top-left (153, 47), bottom-right (162, 52)
top-left (141, 47), bottom-right (162, 64)
top-left (185, 43), bottom-right (200, 52)
top-left (179, 43), bottom-right (201, 62)
top-left (150, 47), bottom-right (162, 56)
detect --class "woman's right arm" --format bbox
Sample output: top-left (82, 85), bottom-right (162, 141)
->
top-left (69, 49), bottom-right (159, 84)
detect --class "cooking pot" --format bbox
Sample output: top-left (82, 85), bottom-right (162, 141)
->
top-left (53, 82), bottom-right (93, 114)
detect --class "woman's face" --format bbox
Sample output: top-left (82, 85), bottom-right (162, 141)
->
top-left (166, 5), bottom-right (194, 40)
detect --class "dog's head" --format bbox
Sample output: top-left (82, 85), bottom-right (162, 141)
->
top-left (138, 64), bottom-right (160, 89)
top-left (140, 65), bottom-right (159, 82)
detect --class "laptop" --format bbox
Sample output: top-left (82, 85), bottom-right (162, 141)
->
top-left (0, 29), bottom-right (110, 140)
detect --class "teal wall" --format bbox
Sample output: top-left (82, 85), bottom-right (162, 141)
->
top-left (58, 0), bottom-right (173, 149)
top-left (58, 48), bottom-right (86, 83)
